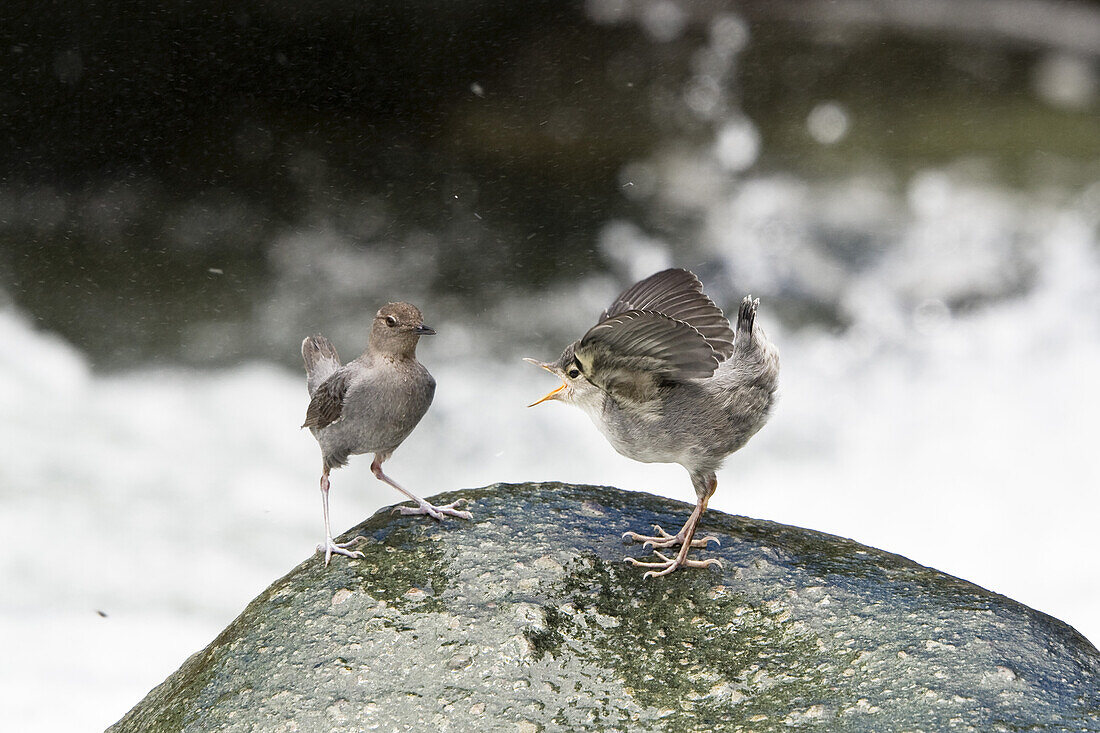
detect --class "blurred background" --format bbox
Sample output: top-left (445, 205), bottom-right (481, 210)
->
top-left (2, 0), bottom-right (1098, 728)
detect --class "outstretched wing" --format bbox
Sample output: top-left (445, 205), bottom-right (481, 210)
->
top-left (602, 268), bottom-right (734, 361)
top-left (301, 370), bottom-right (350, 430)
top-left (576, 310), bottom-right (718, 403)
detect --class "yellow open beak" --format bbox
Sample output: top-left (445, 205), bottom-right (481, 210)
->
top-left (523, 357), bottom-right (566, 407)
top-left (528, 382), bottom-right (565, 407)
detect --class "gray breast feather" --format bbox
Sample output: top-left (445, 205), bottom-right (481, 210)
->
top-left (592, 350), bottom-right (778, 472)
top-left (314, 364), bottom-right (435, 468)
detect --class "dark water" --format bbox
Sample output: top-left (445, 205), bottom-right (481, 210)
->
top-left (2, 0), bottom-right (1096, 368)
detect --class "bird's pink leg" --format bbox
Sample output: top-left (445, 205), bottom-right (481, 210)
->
top-left (371, 457), bottom-right (472, 521)
top-left (625, 474), bottom-right (722, 578)
top-left (318, 468), bottom-right (365, 566)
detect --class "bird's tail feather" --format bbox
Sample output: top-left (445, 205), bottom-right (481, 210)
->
top-left (736, 295), bottom-right (758, 337)
top-left (302, 335), bottom-right (341, 395)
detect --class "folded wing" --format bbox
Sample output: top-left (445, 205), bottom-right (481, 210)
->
top-left (302, 370), bottom-right (350, 430)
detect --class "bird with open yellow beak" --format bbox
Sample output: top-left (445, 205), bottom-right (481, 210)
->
top-left (526, 268), bottom-right (779, 577)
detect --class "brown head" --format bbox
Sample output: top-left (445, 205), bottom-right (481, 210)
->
top-left (369, 302), bottom-right (436, 358)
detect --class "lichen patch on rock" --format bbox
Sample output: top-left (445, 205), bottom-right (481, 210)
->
top-left (111, 483), bottom-right (1100, 733)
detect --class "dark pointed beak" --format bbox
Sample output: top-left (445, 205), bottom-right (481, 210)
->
top-left (415, 324), bottom-right (437, 336)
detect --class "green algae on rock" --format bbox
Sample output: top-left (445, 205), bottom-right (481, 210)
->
top-left (110, 482), bottom-right (1100, 732)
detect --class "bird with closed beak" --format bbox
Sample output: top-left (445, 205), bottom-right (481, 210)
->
top-left (302, 302), bottom-right (471, 566)
top-left (526, 268), bottom-right (779, 577)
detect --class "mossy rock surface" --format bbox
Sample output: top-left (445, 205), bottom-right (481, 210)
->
top-left (111, 482), bottom-right (1100, 732)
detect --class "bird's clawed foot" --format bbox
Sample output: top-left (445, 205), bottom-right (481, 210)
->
top-left (622, 524), bottom-right (720, 550)
top-left (625, 550), bottom-right (723, 579)
top-left (394, 497), bottom-right (473, 521)
top-left (317, 536), bottom-right (367, 566)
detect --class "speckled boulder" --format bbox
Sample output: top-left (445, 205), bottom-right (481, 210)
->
top-left (111, 482), bottom-right (1100, 732)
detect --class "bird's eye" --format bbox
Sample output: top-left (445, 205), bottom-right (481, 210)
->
top-left (567, 367), bottom-right (581, 379)
top-left (385, 315), bottom-right (397, 327)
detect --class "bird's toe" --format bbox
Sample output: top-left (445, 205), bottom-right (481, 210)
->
top-left (625, 548), bottom-right (722, 578)
top-left (318, 538), bottom-right (365, 566)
